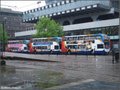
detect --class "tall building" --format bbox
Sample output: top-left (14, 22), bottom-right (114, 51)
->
top-left (0, 8), bottom-right (34, 39)
top-left (16, 0), bottom-right (119, 47)
top-left (45, 0), bottom-right (63, 5)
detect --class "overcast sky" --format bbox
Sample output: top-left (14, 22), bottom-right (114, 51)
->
top-left (1, 0), bottom-right (46, 11)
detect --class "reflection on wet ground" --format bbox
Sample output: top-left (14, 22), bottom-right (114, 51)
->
top-left (48, 81), bottom-right (120, 90)
top-left (0, 55), bottom-right (120, 90)
top-left (0, 65), bottom-right (65, 90)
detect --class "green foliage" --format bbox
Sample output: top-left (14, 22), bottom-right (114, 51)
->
top-left (0, 24), bottom-right (8, 43)
top-left (34, 17), bottom-right (64, 38)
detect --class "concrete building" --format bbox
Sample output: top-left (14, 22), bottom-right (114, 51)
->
top-left (45, 0), bottom-right (63, 5)
top-left (0, 8), bottom-right (34, 39)
top-left (15, 0), bottom-right (119, 46)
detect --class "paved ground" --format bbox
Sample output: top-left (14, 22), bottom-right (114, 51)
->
top-left (47, 79), bottom-right (120, 90)
top-left (0, 55), bottom-right (120, 90)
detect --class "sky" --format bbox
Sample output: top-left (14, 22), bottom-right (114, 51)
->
top-left (1, 0), bottom-right (46, 11)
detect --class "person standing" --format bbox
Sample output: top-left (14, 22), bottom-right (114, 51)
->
top-left (111, 47), bottom-right (115, 64)
top-left (115, 50), bottom-right (119, 63)
top-left (112, 48), bottom-right (119, 64)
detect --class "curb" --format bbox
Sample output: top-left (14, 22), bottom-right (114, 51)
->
top-left (2, 56), bottom-right (58, 62)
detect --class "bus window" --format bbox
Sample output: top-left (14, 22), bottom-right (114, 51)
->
top-left (78, 45), bottom-right (86, 49)
top-left (43, 46), bottom-right (47, 49)
top-left (24, 47), bottom-right (28, 50)
top-left (74, 45), bottom-right (78, 49)
top-left (54, 46), bottom-right (59, 49)
top-left (67, 45), bottom-right (72, 49)
top-left (36, 46), bottom-right (47, 49)
top-left (97, 44), bottom-right (104, 49)
top-left (67, 45), bottom-right (78, 49)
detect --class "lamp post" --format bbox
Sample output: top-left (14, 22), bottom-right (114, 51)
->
top-left (3, 17), bottom-right (7, 52)
top-left (118, 1), bottom-right (120, 62)
top-left (0, 17), bottom-right (7, 66)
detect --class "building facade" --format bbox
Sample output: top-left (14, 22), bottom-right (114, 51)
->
top-left (45, 0), bottom-right (63, 5)
top-left (0, 8), bottom-right (34, 39)
top-left (15, 0), bottom-right (119, 47)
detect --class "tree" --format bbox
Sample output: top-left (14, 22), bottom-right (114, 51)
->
top-left (0, 24), bottom-right (8, 50)
top-left (34, 17), bottom-right (64, 38)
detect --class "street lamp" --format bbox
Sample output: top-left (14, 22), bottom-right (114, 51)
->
top-left (0, 17), bottom-right (7, 66)
top-left (118, 1), bottom-right (120, 62)
top-left (3, 17), bottom-right (7, 52)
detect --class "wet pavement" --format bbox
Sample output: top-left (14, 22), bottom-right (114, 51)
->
top-left (47, 80), bottom-right (120, 90)
top-left (0, 55), bottom-right (120, 90)
top-left (0, 66), bottom-right (64, 90)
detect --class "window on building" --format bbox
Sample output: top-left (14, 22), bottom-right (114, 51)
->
top-left (97, 14), bottom-right (118, 20)
top-left (53, 3), bottom-right (56, 7)
top-left (63, 20), bottom-right (70, 26)
top-left (49, 4), bottom-right (52, 8)
top-left (111, 1), bottom-right (119, 9)
top-left (72, 17), bottom-right (93, 24)
top-left (57, 2), bottom-right (60, 6)
top-left (66, 0), bottom-right (70, 4)
top-left (61, 1), bottom-right (65, 4)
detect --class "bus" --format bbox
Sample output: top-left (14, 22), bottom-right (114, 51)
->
top-left (6, 40), bottom-right (29, 53)
top-left (29, 37), bottom-right (62, 54)
top-left (61, 34), bottom-right (110, 55)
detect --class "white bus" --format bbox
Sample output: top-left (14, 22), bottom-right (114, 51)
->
top-left (61, 34), bottom-right (110, 55)
top-left (29, 37), bottom-right (61, 54)
top-left (6, 40), bottom-right (28, 52)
